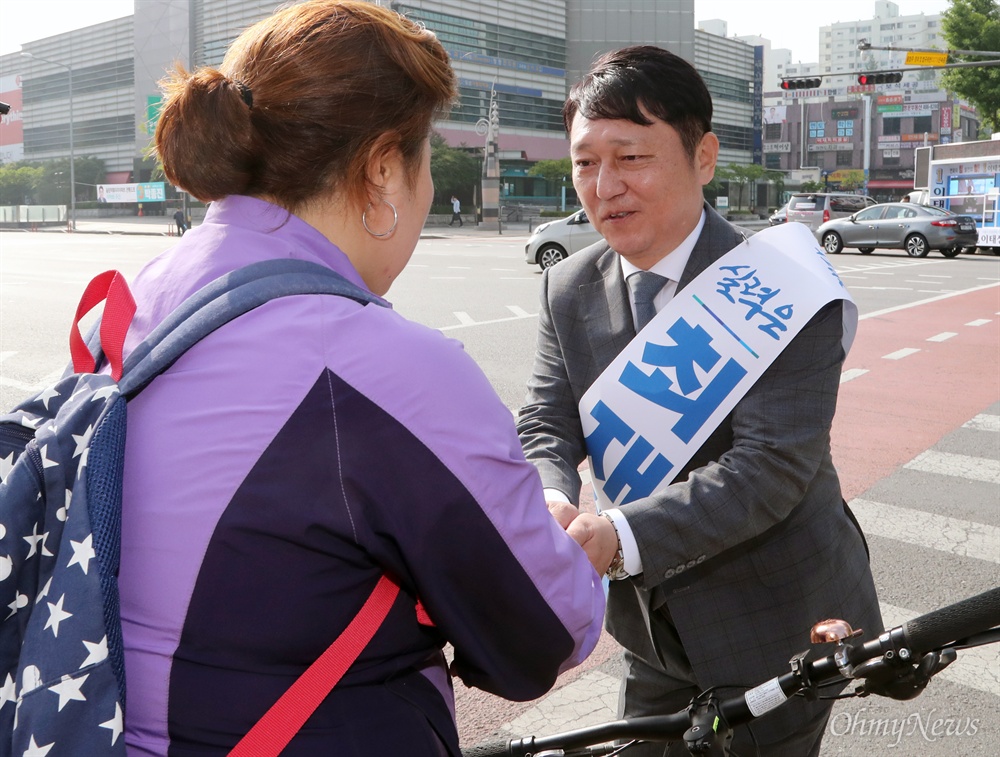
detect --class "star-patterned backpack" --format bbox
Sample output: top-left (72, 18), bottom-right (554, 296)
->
top-left (0, 259), bottom-right (388, 756)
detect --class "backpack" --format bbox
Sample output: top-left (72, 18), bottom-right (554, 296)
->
top-left (0, 259), bottom-right (387, 756)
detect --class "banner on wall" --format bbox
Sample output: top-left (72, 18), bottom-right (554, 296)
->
top-left (96, 183), bottom-right (166, 203)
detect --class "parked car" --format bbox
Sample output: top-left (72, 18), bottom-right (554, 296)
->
top-left (786, 192), bottom-right (877, 231)
top-left (816, 202), bottom-right (979, 257)
top-left (525, 209), bottom-right (603, 270)
top-left (768, 202), bottom-right (789, 226)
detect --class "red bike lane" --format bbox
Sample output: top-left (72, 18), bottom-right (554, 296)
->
top-left (456, 283), bottom-right (1000, 747)
top-left (833, 284), bottom-right (1000, 500)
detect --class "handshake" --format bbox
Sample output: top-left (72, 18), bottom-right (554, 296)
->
top-left (548, 500), bottom-right (621, 578)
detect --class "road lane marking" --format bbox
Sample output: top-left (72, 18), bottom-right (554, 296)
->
top-left (883, 348), bottom-right (920, 360)
top-left (840, 368), bottom-right (869, 383)
top-left (878, 602), bottom-right (999, 696)
top-left (440, 311), bottom-right (538, 332)
top-left (926, 332), bottom-right (957, 342)
top-left (964, 414), bottom-right (1000, 433)
top-left (506, 306), bottom-right (534, 318)
top-left (860, 282), bottom-right (1000, 321)
top-left (849, 498), bottom-right (1000, 564)
top-left (965, 319), bottom-right (992, 326)
top-left (904, 450), bottom-right (1000, 485)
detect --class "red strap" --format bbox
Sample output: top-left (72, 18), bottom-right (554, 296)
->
top-left (227, 575), bottom-right (400, 757)
top-left (69, 270), bottom-right (136, 381)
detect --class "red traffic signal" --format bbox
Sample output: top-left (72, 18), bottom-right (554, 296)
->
top-left (857, 72), bottom-right (903, 85)
top-left (780, 77), bottom-right (822, 90)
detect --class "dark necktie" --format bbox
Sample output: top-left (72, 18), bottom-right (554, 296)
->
top-left (628, 271), bottom-right (668, 331)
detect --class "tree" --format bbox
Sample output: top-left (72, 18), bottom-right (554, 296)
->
top-left (714, 163), bottom-right (767, 211)
top-left (941, 0), bottom-right (1000, 133)
top-left (429, 132), bottom-right (480, 206)
top-left (835, 169), bottom-right (866, 191)
top-left (0, 163), bottom-right (43, 205)
top-left (527, 157), bottom-right (572, 186)
top-left (33, 156), bottom-right (107, 204)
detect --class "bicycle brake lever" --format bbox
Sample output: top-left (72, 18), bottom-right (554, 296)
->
top-left (856, 648), bottom-right (957, 700)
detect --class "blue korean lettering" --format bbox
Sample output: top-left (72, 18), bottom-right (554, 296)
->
top-left (716, 265), bottom-right (794, 340)
top-left (640, 319), bottom-right (718, 395)
top-left (621, 358), bottom-right (747, 442)
top-left (602, 434), bottom-right (673, 504)
top-left (620, 318), bottom-right (749, 443)
top-left (584, 400), bottom-right (636, 480)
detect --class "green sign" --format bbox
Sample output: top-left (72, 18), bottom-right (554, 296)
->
top-left (144, 95), bottom-right (163, 136)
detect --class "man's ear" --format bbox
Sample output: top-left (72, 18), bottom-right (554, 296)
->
top-left (696, 132), bottom-right (720, 186)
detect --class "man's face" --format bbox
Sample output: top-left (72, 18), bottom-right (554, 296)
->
top-left (569, 109), bottom-right (718, 269)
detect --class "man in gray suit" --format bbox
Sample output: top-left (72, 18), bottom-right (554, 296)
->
top-left (517, 46), bottom-right (881, 756)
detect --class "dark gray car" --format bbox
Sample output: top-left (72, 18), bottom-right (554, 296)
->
top-left (816, 202), bottom-right (979, 258)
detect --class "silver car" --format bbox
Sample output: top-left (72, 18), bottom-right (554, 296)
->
top-left (816, 202), bottom-right (979, 258)
top-left (786, 192), bottom-right (876, 231)
top-left (525, 209), bottom-right (603, 270)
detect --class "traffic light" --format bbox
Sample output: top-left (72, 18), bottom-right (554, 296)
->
top-left (780, 77), bottom-right (822, 90)
top-left (857, 72), bottom-right (903, 85)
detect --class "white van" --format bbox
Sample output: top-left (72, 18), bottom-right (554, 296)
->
top-left (903, 189), bottom-right (930, 205)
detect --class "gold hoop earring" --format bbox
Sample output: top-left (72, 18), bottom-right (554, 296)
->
top-left (362, 199), bottom-right (398, 238)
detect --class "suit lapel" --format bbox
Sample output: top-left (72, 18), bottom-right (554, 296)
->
top-left (580, 246), bottom-right (635, 384)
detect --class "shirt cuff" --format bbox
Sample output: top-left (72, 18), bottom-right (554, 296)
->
top-left (543, 488), bottom-right (573, 504)
top-left (602, 508), bottom-right (642, 577)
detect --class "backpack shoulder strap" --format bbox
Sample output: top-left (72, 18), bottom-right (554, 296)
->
top-left (228, 575), bottom-right (400, 757)
top-left (119, 259), bottom-right (386, 398)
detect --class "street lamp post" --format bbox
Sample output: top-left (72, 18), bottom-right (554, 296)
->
top-left (22, 52), bottom-right (75, 231)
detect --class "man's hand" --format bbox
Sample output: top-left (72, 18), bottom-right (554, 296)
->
top-left (547, 500), bottom-right (579, 530)
top-left (566, 513), bottom-right (619, 576)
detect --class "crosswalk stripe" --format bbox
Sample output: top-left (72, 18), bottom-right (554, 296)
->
top-left (904, 450), bottom-right (1000, 485)
top-left (964, 414), bottom-right (1000, 433)
top-left (877, 603), bottom-right (1000, 697)
top-left (849, 498), bottom-right (1000, 564)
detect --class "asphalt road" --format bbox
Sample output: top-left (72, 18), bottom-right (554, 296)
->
top-left (1, 229), bottom-right (998, 756)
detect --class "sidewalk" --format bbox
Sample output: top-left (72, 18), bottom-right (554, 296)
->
top-left (2, 215), bottom-right (534, 238)
top-left (5, 215), bottom-right (772, 238)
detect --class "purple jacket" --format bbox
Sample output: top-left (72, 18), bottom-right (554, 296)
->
top-left (118, 196), bottom-right (604, 756)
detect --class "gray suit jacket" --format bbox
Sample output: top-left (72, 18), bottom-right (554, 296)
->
top-left (517, 205), bottom-right (881, 742)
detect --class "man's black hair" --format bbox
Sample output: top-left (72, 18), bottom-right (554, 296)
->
top-left (563, 46), bottom-right (713, 161)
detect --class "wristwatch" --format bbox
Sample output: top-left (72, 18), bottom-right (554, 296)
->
top-left (601, 512), bottom-right (629, 580)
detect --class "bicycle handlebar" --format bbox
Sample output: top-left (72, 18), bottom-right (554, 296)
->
top-left (462, 586), bottom-right (1000, 757)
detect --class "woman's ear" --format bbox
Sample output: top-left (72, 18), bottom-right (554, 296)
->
top-left (364, 133), bottom-right (406, 201)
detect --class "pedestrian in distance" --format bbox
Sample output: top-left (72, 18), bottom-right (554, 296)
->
top-left (516, 45), bottom-right (882, 757)
top-left (449, 194), bottom-right (463, 226)
top-left (122, 2), bottom-right (605, 755)
top-left (173, 208), bottom-right (187, 235)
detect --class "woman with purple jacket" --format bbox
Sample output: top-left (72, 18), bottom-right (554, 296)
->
top-left (118, 3), bottom-right (604, 755)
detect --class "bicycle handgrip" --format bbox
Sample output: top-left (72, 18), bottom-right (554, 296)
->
top-left (461, 739), bottom-right (511, 757)
top-left (903, 586), bottom-right (1000, 654)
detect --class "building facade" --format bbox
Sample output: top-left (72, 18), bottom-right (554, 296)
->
top-left (820, 0), bottom-right (945, 77)
top-left (4, 0), bottom-right (765, 207)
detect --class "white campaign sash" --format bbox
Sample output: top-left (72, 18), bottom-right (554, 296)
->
top-left (580, 222), bottom-right (857, 510)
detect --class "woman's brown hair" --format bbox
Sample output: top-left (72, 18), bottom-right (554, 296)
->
top-left (154, 0), bottom-right (456, 211)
